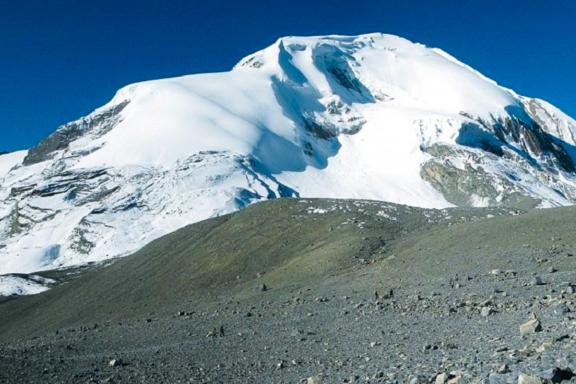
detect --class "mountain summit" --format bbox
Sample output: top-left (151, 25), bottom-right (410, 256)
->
top-left (2, 33), bottom-right (576, 275)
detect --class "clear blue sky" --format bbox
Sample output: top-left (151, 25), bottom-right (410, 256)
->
top-left (1, 0), bottom-right (575, 152)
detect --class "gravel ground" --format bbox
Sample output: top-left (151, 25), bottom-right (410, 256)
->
top-left (1, 199), bottom-right (576, 384)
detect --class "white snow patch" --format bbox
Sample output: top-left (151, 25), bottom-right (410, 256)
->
top-left (0, 275), bottom-right (54, 296)
top-left (0, 150), bottom-right (27, 178)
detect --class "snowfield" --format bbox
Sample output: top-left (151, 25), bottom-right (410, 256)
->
top-left (0, 151), bottom-right (27, 178)
top-left (2, 33), bottom-right (576, 293)
top-left (0, 274), bottom-right (54, 297)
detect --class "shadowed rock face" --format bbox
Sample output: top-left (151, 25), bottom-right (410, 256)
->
top-left (457, 109), bottom-right (576, 174)
top-left (22, 100), bottom-right (129, 166)
top-left (419, 101), bottom-right (576, 209)
top-left (489, 116), bottom-right (575, 172)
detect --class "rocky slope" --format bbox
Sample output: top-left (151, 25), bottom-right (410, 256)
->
top-left (2, 199), bottom-right (576, 383)
top-left (2, 33), bottom-right (576, 282)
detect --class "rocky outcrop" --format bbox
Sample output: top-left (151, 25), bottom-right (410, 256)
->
top-left (420, 100), bottom-right (576, 209)
top-left (22, 100), bottom-right (129, 166)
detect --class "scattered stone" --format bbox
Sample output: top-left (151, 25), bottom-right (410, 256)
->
top-left (520, 314), bottom-right (542, 335)
top-left (435, 373), bottom-right (448, 384)
top-left (306, 376), bottom-right (322, 384)
top-left (545, 367), bottom-right (575, 383)
top-left (497, 364), bottom-right (510, 374)
top-left (407, 375), bottom-right (428, 384)
top-left (517, 373), bottom-right (543, 384)
top-left (447, 373), bottom-right (464, 384)
top-left (108, 359), bottom-right (123, 367)
top-left (535, 342), bottom-right (552, 353)
top-left (206, 325), bottom-right (224, 338)
top-left (481, 306), bottom-right (493, 317)
top-left (257, 283), bottom-right (268, 292)
top-left (531, 276), bottom-right (545, 286)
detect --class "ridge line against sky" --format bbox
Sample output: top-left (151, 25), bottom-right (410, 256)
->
top-left (1, 0), bottom-right (575, 152)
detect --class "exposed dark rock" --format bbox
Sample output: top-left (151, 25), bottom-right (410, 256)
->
top-left (303, 118), bottom-right (338, 140)
top-left (476, 113), bottom-right (575, 173)
top-left (9, 185), bottom-right (36, 198)
top-left (23, 100), bottom-right (129, 165)
top-left (257, 283), bottom-right (268, 292)
top-left (547, 367), bottom-right (574, 383)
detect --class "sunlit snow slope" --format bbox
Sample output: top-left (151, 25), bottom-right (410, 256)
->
top-left (2, 33), bottom-right (576, 279)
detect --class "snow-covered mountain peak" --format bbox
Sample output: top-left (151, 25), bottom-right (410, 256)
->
top-left (2, 33), bottom-right (576, 282)
top-left (67, 33), bottom-right (526, 172)
top-left (236, 33), bottom-right (519, 117)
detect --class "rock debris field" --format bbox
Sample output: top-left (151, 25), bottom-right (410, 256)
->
top-left (1, 198), bottom-right (576, 384)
